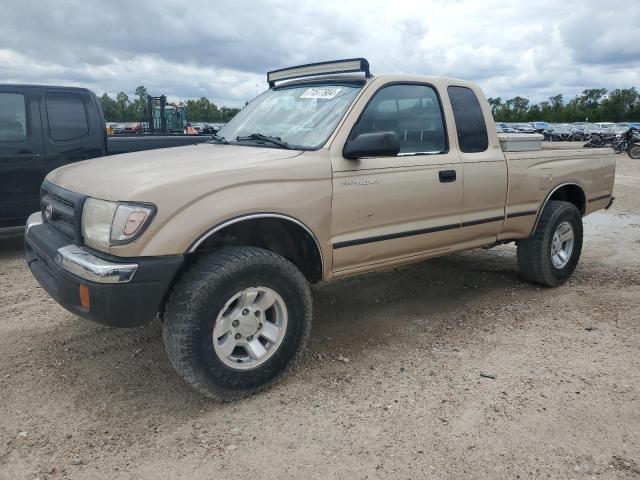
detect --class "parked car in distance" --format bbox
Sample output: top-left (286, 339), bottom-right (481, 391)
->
top-left (24, 58), bottom-right (616, 400)
top-left (0, 84), bottom-right (212, 231)
top-left (531, 121), bottom-right (550, 133)
top-left (616, 122), bottom-right (640, 129)
top-left (573, 122), bottom-right (611, 138)
top-left (595, 122), bottom-right (615, 130)
top-left (107, 122), bottom-right (125, 135)
top-left (191, 122), bottom-right (206, 133)
top-left (566, 124), bottom-right (589, 141)
top-left (123, 122), bottom-right (143, 134)
top-left (543, 124), bottom-right (574, 141)
top-left (564, 124), bottom-right (588, 141)
top-left (610, 125), bottom-right (631, 138)
top-left (496, 122), bottom-right (517, 133)
top-left (509, 123), bottom-right (537, 133)
top-left (188, 122), bottom-right (221, 134)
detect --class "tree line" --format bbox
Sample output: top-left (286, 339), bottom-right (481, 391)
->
top-left (489, 88), bottom-right (640, 123)
top-left (99, 85), bottom-right (241, 123)
top-left (99, 85), bottom-right (639, 125)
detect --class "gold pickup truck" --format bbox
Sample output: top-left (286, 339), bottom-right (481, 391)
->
top-left (25, 59), bottom-right (616, 400)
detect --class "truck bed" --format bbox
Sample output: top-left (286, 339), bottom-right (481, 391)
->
top-left (499, 144), bottom-right (616, 241)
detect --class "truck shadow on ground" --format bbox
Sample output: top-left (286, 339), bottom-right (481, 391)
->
top-left (3, 236), bottom-right (543, 419)
top-left (9, 246), bottom-right (531, 417)
top-left (0, 233), bottom-right (24, 255)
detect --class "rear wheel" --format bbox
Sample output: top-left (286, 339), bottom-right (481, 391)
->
top-left (162, 247), bottom-right (312, 400)
top-left (628, 143), bottom-right (640, 159)
top-left (517, 201), bottom-right (583, 286)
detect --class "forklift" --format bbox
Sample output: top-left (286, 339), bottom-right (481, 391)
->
top-left (146, 95), bottom-right (188, 133)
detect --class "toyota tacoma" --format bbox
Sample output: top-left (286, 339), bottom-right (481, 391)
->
top-left (25, 58), bottom-right (616, 400)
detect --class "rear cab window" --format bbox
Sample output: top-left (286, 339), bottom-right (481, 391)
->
top-left (45, 92), bottom-right (89, 141)
top-left (447, 86), bottom-right (488, 153)
top-left (0, 93), bottom-right (27, 141)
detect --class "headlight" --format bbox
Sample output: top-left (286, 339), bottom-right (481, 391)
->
top-left (82, 198), bottom-right (155, 247)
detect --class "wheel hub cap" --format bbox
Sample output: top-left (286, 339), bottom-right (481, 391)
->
top-left (212, 286), bottom-right (288, 370)
top-left (236, 315), bottom-right (259, 337)
top-left (550, 221), bottom-right (574, 269)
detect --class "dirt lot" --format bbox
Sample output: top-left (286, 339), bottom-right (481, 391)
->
top-left (1, 149), bottom-right (639, 479)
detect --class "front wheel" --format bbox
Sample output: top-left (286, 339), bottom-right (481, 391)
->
top-left (162, 247), bottom-right (312, 400)
top-left (517, 201), bottom-right (583, 287)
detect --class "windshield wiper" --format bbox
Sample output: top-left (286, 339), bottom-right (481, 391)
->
top-left (208, 134), bottom-right (228, 144)
top-left (235, 133), bottom-right (292, 149)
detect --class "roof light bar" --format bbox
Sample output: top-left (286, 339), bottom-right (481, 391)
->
top-left (267, 58), bottom-right (371, 87)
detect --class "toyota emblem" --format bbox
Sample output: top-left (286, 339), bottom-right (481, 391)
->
top-left (44, 203), bottom-right (54, 221)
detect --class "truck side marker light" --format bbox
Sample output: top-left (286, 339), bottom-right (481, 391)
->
top-left (79, 284), bottom-right (90, 310)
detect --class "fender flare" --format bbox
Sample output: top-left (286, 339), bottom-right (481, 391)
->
top-left (529, 182), bottom-right (586, 236)
top-left (186, 212), bottom-right (324, 272)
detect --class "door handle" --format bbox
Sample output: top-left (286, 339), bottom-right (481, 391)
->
top-left (439, 170), bottom-right (457, 183)
top-left (12, 153), bottom-right (41, 160)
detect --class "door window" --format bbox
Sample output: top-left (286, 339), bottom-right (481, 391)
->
top-left (447, 86), bottom-right (488, 153)
top-left (351, 84), bottom-right (447, 155)
top-left (45, 92), bottom-right (89, 141)
top-left (0, 93), bottom-right (27, 141)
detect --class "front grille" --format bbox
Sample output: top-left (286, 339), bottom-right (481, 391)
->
top-left (40, 180), bottom-right (85, 243)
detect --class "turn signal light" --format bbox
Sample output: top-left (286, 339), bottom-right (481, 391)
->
top-left (79, 284), bottom-right (90, 309)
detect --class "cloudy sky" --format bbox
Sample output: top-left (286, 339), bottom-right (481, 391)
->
top-left (2, 0), bottom-right (639, 107)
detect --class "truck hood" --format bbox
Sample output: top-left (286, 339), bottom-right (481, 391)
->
top-left (47, 143), bottom-right (304, 201)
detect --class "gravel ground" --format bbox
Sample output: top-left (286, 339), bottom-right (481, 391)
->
top-left (1, 148), bottom-right (639, 479)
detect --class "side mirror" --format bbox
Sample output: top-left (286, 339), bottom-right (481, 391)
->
top-left (343, 131), bottom-right (400, 160)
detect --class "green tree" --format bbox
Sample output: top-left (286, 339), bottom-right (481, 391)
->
top-left (602, 88), bottom-right (639, 122)
top-left (487, 97), bottom-right (503, 117)
top-left (133, 86), bottom-right (148, 121)
top-left (99, 93), bottom-right (119, 122)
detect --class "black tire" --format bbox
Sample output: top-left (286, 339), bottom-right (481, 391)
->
top-left (162, 246), bottom-right (312, 400)
top-left (517, 201), bottom-right (583, 287)
top-left (629, 144), bottom-right (640, 159)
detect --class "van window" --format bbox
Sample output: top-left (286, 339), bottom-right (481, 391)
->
top-left (0, 93), bottom-right (27, 141)
top-left (448, 86), bottom-right (488, 153)
top-left (351, 84), bottom-right (447, 155)
top-left (46, 92), bottom-right (89, 141)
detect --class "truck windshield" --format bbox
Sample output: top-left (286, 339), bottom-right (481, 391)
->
top-left (217, 84), bottom-right (362, 150)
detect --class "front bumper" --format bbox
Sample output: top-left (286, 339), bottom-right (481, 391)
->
top-left (25, 212), bottom-right (184, 327)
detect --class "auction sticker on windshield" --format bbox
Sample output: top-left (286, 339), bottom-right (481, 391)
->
top-left (300, 87), bottom-right (342, 99)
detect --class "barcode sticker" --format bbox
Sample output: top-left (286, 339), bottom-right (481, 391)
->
top-left (300, 87), bottom-right (342, 99)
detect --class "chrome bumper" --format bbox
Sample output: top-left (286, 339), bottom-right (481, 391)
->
top-left (26, 212), bottom-right (138, 284)
top-left (25, 211), bottom-right (43, 235)
top-left (55, 245), bottom-right (138, 283)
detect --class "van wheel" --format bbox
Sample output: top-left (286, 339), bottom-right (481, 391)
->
top-left (517, 201), bottom-right (583, 287)
top-left (163, 247), bottom-right (312, 400)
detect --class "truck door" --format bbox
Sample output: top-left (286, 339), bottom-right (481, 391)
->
top-left (41, 90), bottom-right (106, 172)
top-left (330, 83), bottom-right (463, 273)
top-left (447, 85), bottom-right (508, 246)
top-left (0, 87), bottom-right (45, 229)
